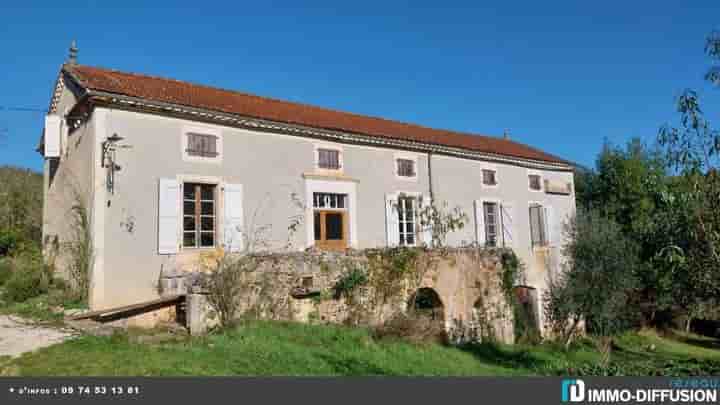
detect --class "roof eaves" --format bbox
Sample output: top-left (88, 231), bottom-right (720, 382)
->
top-left (85, 90), bottom-right (573, 172)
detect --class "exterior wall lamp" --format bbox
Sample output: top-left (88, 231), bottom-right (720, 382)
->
top-left (101, 133), bottom-right (131, 194)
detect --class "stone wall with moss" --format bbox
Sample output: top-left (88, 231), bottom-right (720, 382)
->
top-left (192, 247), bottom-right (517, 344)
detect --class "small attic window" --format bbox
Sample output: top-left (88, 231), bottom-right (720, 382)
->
top-left (186, 133), bottom-right (219, 158)
top-left (397, 159), bottom-right (416, 178)
top-left (318, 148), bottom-right (341, 170)
top-left (182, 127), bottom-right (222, 163)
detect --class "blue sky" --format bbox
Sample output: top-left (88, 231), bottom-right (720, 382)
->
top-left (1, 1), bottom-right (718, 171)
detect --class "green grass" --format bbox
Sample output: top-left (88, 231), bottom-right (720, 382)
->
top-left (5, 320), bottom-right (720, 376)
top-left (0, 287), bottom-right (86, 325)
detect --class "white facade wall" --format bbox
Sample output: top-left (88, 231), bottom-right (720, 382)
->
top-left (44, 105), bottom-right (576, 317)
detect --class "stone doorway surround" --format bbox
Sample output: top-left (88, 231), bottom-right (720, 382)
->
top-left (303, 173), bottom-right (358, 250)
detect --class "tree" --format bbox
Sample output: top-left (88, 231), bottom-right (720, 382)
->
top-left (705, 30), bottom-right (720, 87)
top-left (656, 29), bottom-right (720, 330)
top-left (0, 166), bottom-right (43, 254)
top-left (544, 209), bottom-right (640, 364)
top-left (573, 139), bottom-right (676, 323)
top-left (587, 138), bottom-right (666, 236)
top-left (572, 164), bottom-right (597, 212)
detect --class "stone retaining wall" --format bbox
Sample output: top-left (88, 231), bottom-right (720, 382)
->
top-left (185, 247), bottom-right (516, 344)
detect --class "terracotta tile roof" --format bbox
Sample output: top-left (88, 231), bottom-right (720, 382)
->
top-left (65, 64), bottom-right (569, 165)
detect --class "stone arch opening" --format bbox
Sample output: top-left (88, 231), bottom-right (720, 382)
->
top-left (408, 287), bottom-right (444, 321)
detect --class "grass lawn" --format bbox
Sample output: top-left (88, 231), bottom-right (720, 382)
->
top-left (4, 320), bottom-right (720, 376)
top-left (0, 288), bottom-right (85, 325)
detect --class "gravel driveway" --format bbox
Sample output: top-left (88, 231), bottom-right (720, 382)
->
top-left (0, 315), bottom-right (75, 358)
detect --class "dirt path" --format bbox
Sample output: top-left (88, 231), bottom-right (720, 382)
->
top-left (0, 315), bottom-right (75, 358)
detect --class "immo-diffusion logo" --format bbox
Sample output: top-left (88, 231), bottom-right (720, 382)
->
top-left (562, 379), bottom-right (585, 402)
top-left (561, 378), bottom-right (718, 403)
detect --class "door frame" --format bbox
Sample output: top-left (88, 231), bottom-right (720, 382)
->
top-left (304, 176), bottom-right (358, 250)
top-left (314, 210), bottom-right (349, 251)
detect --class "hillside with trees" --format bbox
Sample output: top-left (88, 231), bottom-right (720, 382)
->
top-left (0, 165), bottom-right (43, 255)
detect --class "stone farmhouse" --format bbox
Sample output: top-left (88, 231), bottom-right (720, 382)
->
top-left (39, 54), bottom-right (576, 333)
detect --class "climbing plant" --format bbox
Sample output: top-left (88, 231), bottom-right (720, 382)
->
top-left (333, 265), bottom-right (368, 300)
top-left (415, 196), bottom-right (469, 248)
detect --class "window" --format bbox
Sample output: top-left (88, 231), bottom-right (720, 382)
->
top-left (48, 158), bottom-right (60, 188)
top-left (186, 133), bottom-right (219, 158)
top-left (529, 174), bottom-right (542, 191)
top-left (183, 183), bottom-right (216, 248)
top-left (529, 204), bottom-right (547, 247)
top-left (313, 192), bottom-right (346, 209)
top-left (482, 169), bottom-right (497, 186)
top-left (317, 148), bottom-right (341, 170)
top-left (398, 196), bottom-right (417, 246)
top-left (397, 159), bottom-right (416, 178)
top-left (483, 202), bottom-right (499, 247)
top-left (313, 192), bottom-right (348, 251)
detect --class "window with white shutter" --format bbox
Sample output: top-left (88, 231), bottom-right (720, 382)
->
top-left (483, 202), bottom-right (499, 247)
top-left (158, 178), bottom-right (180, 254)
top-left (500, 203), bottom-right (514, 248)
top-left (44, 115), bottom-right (61, 158)
top-left (474, 200), bottom-right (486, 246)
top-left (385, 194), bottom-right (400, 246)
top-left (224, 183), bottom-right (245, 252)
top-left (529, 204), bottom-right (548, 247)
top-left (397, 196), bottom-right (417, 247)
top-left (182, 183), bottom-right (217, 248)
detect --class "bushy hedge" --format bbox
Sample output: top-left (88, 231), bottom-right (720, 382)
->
top-left (3, 256), bottom-right (52, 303)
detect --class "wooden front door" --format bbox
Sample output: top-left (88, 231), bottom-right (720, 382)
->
top-left (314, 210), bottom-right (348, 251)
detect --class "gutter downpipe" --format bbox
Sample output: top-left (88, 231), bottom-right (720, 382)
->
top-left (427, 151), bottom-right (434, 201)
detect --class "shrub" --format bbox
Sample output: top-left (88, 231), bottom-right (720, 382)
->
top-left (205, 254), bottom-right (258, 328)
top-left (373, 311), bottom-right (447, 345)
top-left (4, 258), bottom-right (51, 303)
top-left (0, 230), bottom-right (19, 256)
top-left (333, 266), bottom-right (368, 299)
top-left (0, 258), bottom-right (12, 285)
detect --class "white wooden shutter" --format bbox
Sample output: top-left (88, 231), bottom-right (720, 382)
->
top-left (419, 195), bottom-right (433, 247)
top-left (500, 203), bottom-right (514, 248)
top-left (158, 178), bottom-right (180, 254)
top-left (224, 183), bottom-right (245, 252)
top-left (544, 206), bottom-right (555, 246)
top-left (474, 200), bottom-right (486, 246)
top-left (385, 193), bottom-right (399, 247)
top-left (44, 115), bottom-right (61, 158)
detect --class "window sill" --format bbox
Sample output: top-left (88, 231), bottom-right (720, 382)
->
top-left (182, 155), bottom-right (222, 164)
top-left (179, 247), bottom-right (219, 253)
top-left (395, 174), bottom-right (419, 182)
top-left (303, 171), bottom-right (359, 183)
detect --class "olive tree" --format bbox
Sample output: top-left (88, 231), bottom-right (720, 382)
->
top-left (544, 209), bottom-right (640, 364)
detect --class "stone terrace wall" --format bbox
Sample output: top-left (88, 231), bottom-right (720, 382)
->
top-left (187, 247), bottom-right (516, 344)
